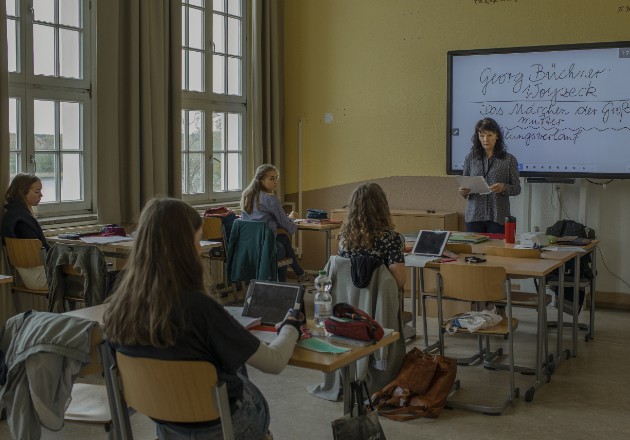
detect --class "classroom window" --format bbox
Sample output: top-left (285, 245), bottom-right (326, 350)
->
top-left (181, 0), bottom-right (248, 204)
top-left (6, 0), bottom-right (94, 215)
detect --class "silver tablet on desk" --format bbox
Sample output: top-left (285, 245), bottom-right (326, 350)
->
top-left (456, 175), bottom-right (492, 195)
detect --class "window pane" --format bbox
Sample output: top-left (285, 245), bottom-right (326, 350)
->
top-left (9, 152), bottom-right (19, 178)
top-left (60, 101), bottom-right (80, 150)
top-left (213, 55), bottom-right (225, 94)
top-left (33, 0), bottom-right (55, 23)
top-left (6, 0), bottom-right (17, 16)
top-left (9, 98), bottom-right (18, 150)
top-left (188, 153), bottom-right (205, 193)
top-left (213, 0), bottom-right (224, 12)
top-left (188, 110), bottom-right (204, 151)
top-left (189, 7), bottom-right (204, 50)
top-left (227, 17), bottom-right (240, 56)
top-left (60, 29), bottom-right (81, 79)
top-left (227, 57), bottom-right (240, 95)
top-left (212, 152), bottom-right (224, 191)
top-left (227, 0), bottom-right (241, 17)
top-left (36, 153), bottom-right (57, 203)
top-left (181, 154), bottom-right (186, 190)
top-left (227, 113), bottom-right (240, 151)
top-left (213, 14), bottom-right (224, 53)
top-left (33, 24), bottom-right (56, 76)
top-left (7, 19), bottom-right (17, 72)
top-left (190, 0), bottom-right (204, 6)
top-left (226, 153), bottom-right (241, 191)
top-left (61, 153), bottom-right (81, 200)
top-left (181, 7), bottom-right (186, 44)
top-left (189, 50), bottom-right (203, 92)
top-left (34, 100), bottom-right (56, 150)
top-left (181, 49), bottom-right (187, 88)
top-left (59, 0), bottom-right (80, 28)
top-left (212, 112), bottom-right (224, 151)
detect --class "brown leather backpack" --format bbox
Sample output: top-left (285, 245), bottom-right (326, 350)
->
top-left (371, 347), bottom-right (457, 421)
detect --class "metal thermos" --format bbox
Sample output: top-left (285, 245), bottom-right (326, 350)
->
top-left (505, 216), bottom-right (516, 244)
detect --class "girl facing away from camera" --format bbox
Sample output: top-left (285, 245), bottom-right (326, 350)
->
top-left (338, 182), bottom-right (406, 290)
top-left (104, 197), bottom-right (303, 440)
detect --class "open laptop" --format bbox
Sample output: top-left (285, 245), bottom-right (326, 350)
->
top-left (242, 280), bottom-right (305, 326)
top-left (411, 230), bottom-right (451, 258)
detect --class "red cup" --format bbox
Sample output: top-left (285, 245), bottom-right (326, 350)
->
top-left (505, 216), bottom-right (516, 244)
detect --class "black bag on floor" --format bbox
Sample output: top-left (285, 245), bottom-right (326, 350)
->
top-left (332, 380), bottom-right (386, 440)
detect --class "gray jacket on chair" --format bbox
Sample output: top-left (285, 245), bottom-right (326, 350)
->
top-left (0, 311), bottom-right (97, 440)
top-left (308, 256), bottom-right (405, 399)
top-left (45, 244), bottom-right (108, 312)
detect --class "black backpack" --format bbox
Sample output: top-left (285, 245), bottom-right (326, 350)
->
top-left (545, 220), bottom-right (595, 314)
top-left (546, 219), bottom-right (596, 240)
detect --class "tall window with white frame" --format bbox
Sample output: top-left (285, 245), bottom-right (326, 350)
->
top-left (181, 0), bottom-right (248, 204)
top-left (6, 0), bottom-right (94, 215)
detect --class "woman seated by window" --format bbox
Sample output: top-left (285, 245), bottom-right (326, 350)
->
top-left (1, 173), bottom-right (49, 290)
top-left (240, 164), bottom-right (313, 283)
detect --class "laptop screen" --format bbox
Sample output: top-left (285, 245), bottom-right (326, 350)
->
top-left (412, 230), bottom-right (450, 257)
top-left (242, 280), bottom-right (304, 325)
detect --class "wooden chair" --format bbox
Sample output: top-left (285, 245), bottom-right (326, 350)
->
top-left (64, 326), bottom-right (113, 433)
top-left (483, 246), bottom-right (553, 374)
top-left (226, 220), bottom-right (293, 288)
top-left (436, 264), bottom-right (519, 415)
top-left (202, 216), bottom-right (238, 301)
top-left (419, 243), bottom-right (473, 357)
top-left (4, 237), bottom-right (49, 313)
top-left (46, 243), bottom-right (110, 312)
top-left (108, 353), bottom-right (235, 440)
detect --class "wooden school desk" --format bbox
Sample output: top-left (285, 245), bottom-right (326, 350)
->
top-left (296, 222), bottom-right (342, 266)
top-left (407, 252), bottom-right (568, 402)
top-left (473, 240), bottom-right (599, 356)
top-left (0, 275), bottom-right (13, 284)
top-left (66, 304), bottom-right (399, 416)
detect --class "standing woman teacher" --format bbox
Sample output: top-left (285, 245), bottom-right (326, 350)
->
top-left (459, 118), bottom-right (521, 233)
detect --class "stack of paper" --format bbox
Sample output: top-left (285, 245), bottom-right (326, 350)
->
top-left (225, 306), bottom-right (262, 329)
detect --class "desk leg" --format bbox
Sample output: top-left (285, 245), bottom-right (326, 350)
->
top-left (589, 247), bottom-right (597, 340)
top-left (556, 262), bottom-right (566, 362)
top-left (572, 254), bottom-right (580, 357)
top-left (526, 275), bottom-right (549, 402)
top-left (342, 362), bottom-right (357, 415)
top-left (324, 230), bottom-right (332, 268)
top-left (410, 267), bottom-right (417, 329)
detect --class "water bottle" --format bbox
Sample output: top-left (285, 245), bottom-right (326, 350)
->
top-left (313, 270), bottom-right (333, 331)
top-left (505, 216), bottom-right (516, 244)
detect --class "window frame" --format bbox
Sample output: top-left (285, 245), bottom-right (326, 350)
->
top-left (7, 0), bottom-right (95, 216)
top-left (181, 0), bottom-right (249, 205)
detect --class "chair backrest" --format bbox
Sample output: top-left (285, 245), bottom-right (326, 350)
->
top-left (5, 237), bottom-right (45, 268)
top-left (484, 246), bottom-right (541, 259)
top-left (445, 243), bottom-right (472, 254)
top-left (438, 264), bottom-right (507, 302)
top-left (115, 353), bottom-right (228, 423)
top-left (227, 220), bottom-right (278, 282)
top-left (202, 216), bottom-right (224, 241)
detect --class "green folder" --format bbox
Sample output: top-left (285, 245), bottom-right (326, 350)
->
top-left (298, 337), bottom-right (350, 354)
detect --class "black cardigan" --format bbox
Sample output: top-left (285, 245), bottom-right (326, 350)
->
top-left (1, 201), bottom-right (50, 251)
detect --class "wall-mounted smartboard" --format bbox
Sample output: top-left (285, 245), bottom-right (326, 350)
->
top-left (447, 42), bottom-right (630, 179)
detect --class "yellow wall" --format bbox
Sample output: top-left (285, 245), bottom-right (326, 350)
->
top-left (283, 0), bottom-right (630, 193)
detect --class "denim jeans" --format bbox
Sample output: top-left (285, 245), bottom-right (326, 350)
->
top-left (276, 233), bottom-right (304, 281)
top-left (465, 220), bottom-right (504, 234)
top-left (156, 373), bottom-right (270, 440)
